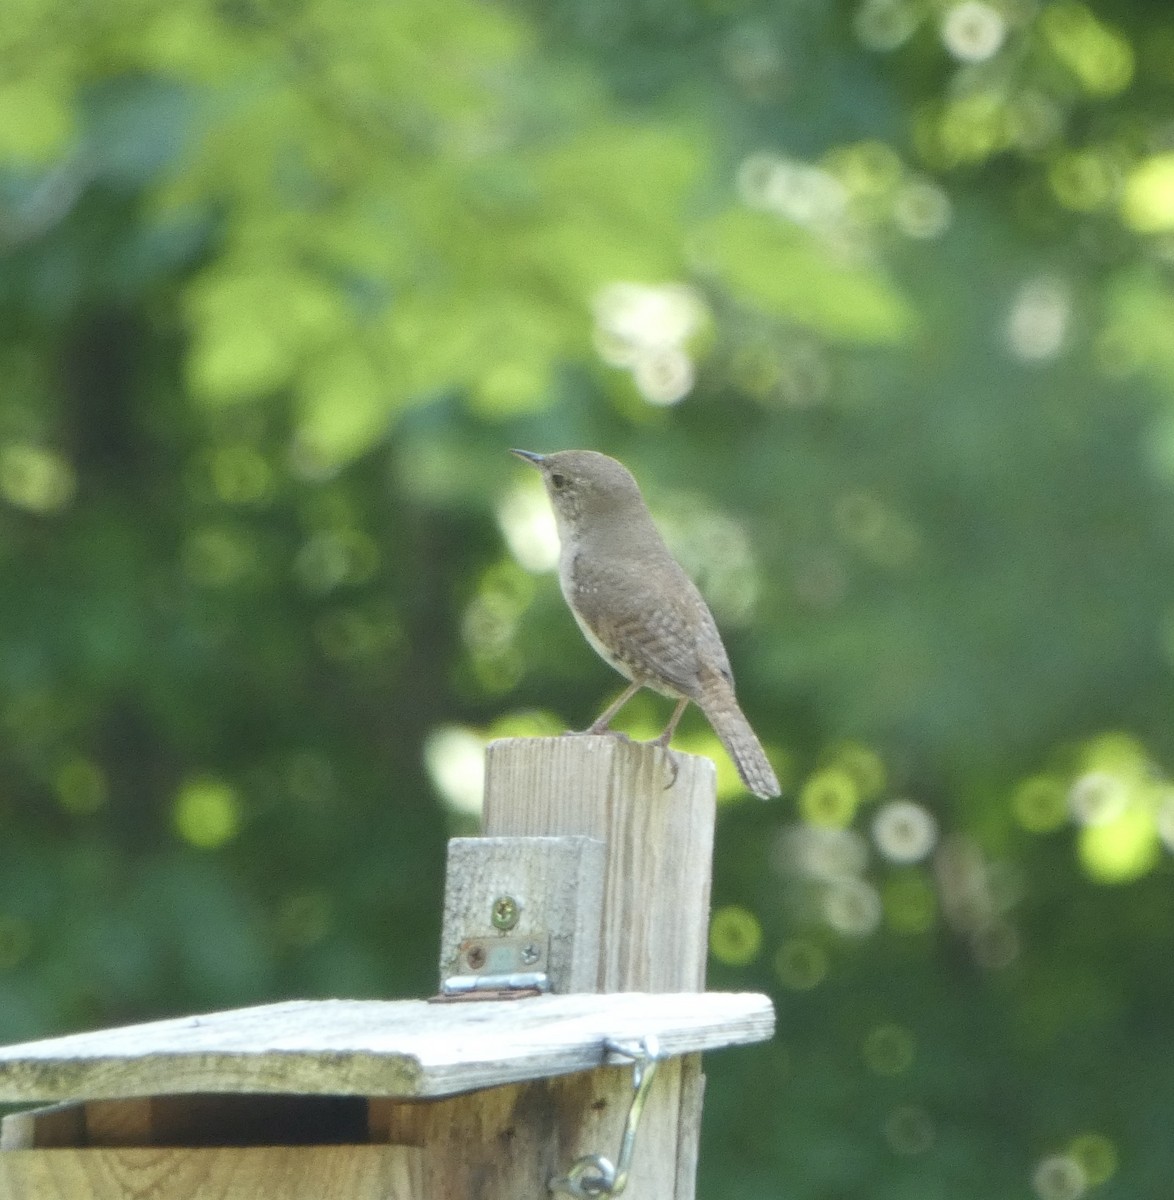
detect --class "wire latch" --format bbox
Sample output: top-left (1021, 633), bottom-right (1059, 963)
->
top-left (549, 1033), bottom-right (662, 1198)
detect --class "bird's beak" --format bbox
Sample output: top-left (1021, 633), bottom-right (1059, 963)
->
top-left (510, 448), bottom-right (546, 467)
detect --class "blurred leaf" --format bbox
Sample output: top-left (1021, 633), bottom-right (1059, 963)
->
top-left (699, 209), bottom-right (915, 342)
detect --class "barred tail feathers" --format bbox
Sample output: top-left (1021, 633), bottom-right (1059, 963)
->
top-left (699, 678), bottom-right (780, 800)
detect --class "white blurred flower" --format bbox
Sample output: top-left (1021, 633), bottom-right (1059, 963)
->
top-left (854, 0), bottom-right (920, 51)
top-left (1007, 278), bottom-right (1071, 361)
top-left (424, 726), bottom-right (485, 815)
top-left (773, 824), bottom-right (869, 881)
top-left (593, 282), bottom-right (705, 363)
top-left (1031, 1154), bottom-right (1087, 1200)
top-left (893, 180), bottom-right (952, 239)
top-left (1067, 771), bottom-right (1129, 826)
top-left (941, 1), bottom-right (1007, 63)
top-left (592, 283), bottom-right (706, 405)
top-left (497, 484), bottom-right (559, 572)
top-left (738, 154), bottom-right (848, 228)
top-left (872, 799), bottom-right (939, 863)
top-left (823, 879), bottom-right (883, 936)
top-left (633, 348), bottom-right (696, 406)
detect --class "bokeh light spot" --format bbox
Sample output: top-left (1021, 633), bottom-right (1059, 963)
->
top-left (424, 726), bottom-right (486, 816)
top-left (773, 823), bottom-right (869, 881)
top-left (0, 443), bottom-right (75, 513)
top-left (827, 741), bottom-right (887, 800)
top-left (883, 1104), bottom-right (935, 1155)
top-left (862, 1022), bottom-right (915, 1075)
top-left (893, 179), bottom-right (952, 239)
top-left (853, 0), bottom-right (920, 52)
top-left (824, 879), bottom-right (883, 936)
top-left (800, 767), bottom-right (860, 827)
top-left (1013, 774), bottom-right (1069, 832)
top-left (54, 757), bottom-right (108, 815)
top-left (1067, 771), bottom-right (1128, 826)
top-left (1032, 1153), bottom-right (1087, 1200)
top-left (498, 483), bottom-right (560, 572)
top-left (1122, 154), bottom-right (1174, 233)
top-left (592, 282), bottom-right (707, 405)
top-left (295, 528), bottom-right (380, 593)
top-left (1078, 804), bottom-right (1159, 883)
top-left (1068, 1133), bottom-right (1116, 1187)
top-left (210, 444), bottom-right (274, 504)
top-left (173, 777), bottom-right (241, 849)
top-left (773, 938), bottom-right (828, 989)
top-left (1006, 278), bottom-right (1070, 361)
top-left (1041, 3), bottom-right (1133, 97)
top-left (941, 2), bottom-right (1007, 63)
top-left (872, 799), bottom-right (938, 863)
top-left (1049, 150), bottom-right (1118, 212)
top-left (183, 526), bottom-right (256, 587)
top-left (709, 905), bottom-right (763, 966)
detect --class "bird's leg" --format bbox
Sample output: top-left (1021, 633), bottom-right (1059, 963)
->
top-left (649, 697), bottom-right (690, 791)
top-left (582, 680), bottom-right (643, 735)
top-left (651, 697), bottom-right (690, 747)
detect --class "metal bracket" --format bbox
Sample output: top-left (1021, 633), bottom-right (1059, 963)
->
top-left (549, 1034), bottom-right (663, 1198)
top-left (439, 933), bottom-right (551, 998)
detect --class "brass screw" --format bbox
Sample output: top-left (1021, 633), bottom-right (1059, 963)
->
top-left (492, 895), bottom-right (519, 931)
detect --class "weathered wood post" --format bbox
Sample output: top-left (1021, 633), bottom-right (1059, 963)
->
top-left (482, 735), bottom-right (716, 1197)
top-left (0, 736), bottom-right (771, 1199)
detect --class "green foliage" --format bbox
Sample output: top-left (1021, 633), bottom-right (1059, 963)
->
top-left (2, 0), bottom-right (1174, 1196)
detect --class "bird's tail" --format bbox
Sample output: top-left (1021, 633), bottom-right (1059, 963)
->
top-left (699, 678), bottom-right (780, 800)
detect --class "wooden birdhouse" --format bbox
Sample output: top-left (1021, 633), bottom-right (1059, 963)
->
top-left (0, 738), bottom-right (775, 1198)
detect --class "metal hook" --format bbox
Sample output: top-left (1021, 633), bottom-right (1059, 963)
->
top-left (549, 1033), bottom-right (663, 1198)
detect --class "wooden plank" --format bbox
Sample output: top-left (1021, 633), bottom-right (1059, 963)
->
top-left (439, 836), bottom-right (604, 993)
top-left (0, 1145), bottom-right (421, 1200)
top-left (83, 1099), bottom-right (152, 1146)
top-left (482, 736), bottom-right (716, 992)
top-left (0, 993), bottom-right (773, 1105)
top-left (367, 1061), bottom-right (680, 1199)
top-left (481, 736), bottom-right (721, 1200)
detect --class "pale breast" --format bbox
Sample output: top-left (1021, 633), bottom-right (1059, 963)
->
top-left (560, 548), bottom-right (708, 699)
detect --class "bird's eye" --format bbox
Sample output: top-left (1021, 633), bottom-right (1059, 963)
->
top-left (550, 473), bottom-right (568, 490)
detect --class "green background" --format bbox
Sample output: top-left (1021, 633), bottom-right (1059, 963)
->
top-left (2, 0), bottom-right (1173, 1195)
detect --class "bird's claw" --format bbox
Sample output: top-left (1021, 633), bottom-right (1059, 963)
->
top-left (662, 750), bottom-right (680, 791)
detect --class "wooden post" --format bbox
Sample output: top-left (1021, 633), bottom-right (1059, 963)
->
top-left (483, 735), bottom-right (716, 993)
top-left (0, 734), bottom-right (757, 1200)
top-left (482, 734), bottom-right (717, 1200)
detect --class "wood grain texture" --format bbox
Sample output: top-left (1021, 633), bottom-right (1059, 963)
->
top-left (0, 993), bottom-right (773, 1106)
top-left (367, 1061), bottom-right (681, 1200)
top-left (482, 736), bottom-right (720, 1200)
top-left (482, 736), bottom-right (717, 993)
top-left (439, 836), bottom-right (605, 993)
top-left (0, 1145), bottom-right (420, 1200)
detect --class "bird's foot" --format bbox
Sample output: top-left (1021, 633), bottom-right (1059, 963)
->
top-left (634, 733), bottom-right (681, 789)
top-left (660, 748), bottom-right (681, 791)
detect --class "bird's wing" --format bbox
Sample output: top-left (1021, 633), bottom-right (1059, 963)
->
top-left (568, 555), bottom-right (728, 698)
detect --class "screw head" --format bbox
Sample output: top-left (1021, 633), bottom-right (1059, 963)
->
top-left (521, 943), bottom-right (540, 966)
top-left (491, 895), bottom-right (519, 930)
top-left (465, 944), bottom-right (487, 970)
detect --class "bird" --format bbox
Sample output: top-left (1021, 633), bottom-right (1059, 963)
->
top-left (511, 448), bottom-right (780, 799)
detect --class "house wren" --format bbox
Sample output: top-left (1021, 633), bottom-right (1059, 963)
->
top-left (511, 448), bottom-right (780, 799)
